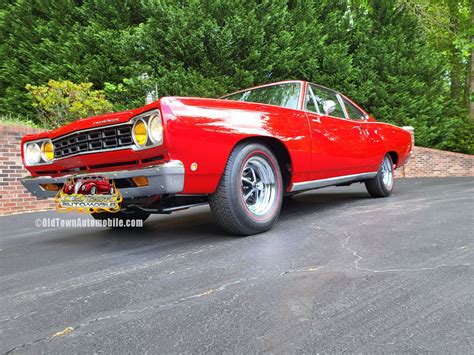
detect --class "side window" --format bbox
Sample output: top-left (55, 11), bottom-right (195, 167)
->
top-left (224, 83), bottom-right (301, 110)
top-left (309, 84), bottom-right (346, 118)
top-left (342, 97), bottom-right (367, 120)
top-left (226, 90), bottom-right (250, 101)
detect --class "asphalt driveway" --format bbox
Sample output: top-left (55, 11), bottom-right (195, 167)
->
top-left (1, 178), bottom-right (473, 353)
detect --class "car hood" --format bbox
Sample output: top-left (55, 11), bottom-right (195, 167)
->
top-left (22, 100), bottom-right (162, 141)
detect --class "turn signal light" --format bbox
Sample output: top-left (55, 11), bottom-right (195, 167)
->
top-left (131, 176), bottom-right (148, 187)
top-left (41, 183), bottom-right (59, 191)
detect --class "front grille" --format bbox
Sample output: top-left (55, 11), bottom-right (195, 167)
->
top-left (53, 125), bottom-right (133, 159)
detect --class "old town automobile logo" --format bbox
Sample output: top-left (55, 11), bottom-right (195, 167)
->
top-left (55, 175), bottom-right (123, 213)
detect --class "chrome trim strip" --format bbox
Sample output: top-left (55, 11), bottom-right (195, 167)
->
top-left (290, 172), bottom-right (378, 192)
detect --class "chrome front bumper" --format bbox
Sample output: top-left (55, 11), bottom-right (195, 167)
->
top-left (21, 160), bottom-right (185, 199)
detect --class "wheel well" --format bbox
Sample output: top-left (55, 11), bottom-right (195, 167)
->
top-left (387, 151), bottom-right (399, 166)
top-left (236, 136), bottom-right (293, 190)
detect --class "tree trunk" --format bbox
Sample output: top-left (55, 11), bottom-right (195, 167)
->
top-left (469, 0), bottom-right (474, 120)
top-left (447, 0), bottom-right (461, 102)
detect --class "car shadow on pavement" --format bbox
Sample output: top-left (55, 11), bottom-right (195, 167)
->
top-left (34, 190), bottom-right (371, 251)
top-left (108, 190), bottom-right (370, 238)
top-left (105, 190), bottom-right (369, 231)
top-left (280, 191), bottom-right (369, 217)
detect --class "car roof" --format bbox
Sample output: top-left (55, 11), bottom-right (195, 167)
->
top-left (221, 80), bottom-right (342, 98)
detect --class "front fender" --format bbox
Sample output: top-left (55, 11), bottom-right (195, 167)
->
top-left (160, 97), bottom-right (312, 194)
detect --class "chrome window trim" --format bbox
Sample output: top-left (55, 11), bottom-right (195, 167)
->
top-left (221, 81), bottom-right (303, 111)
top-left (306, 82), bottom-right (371, 121)
top-left (222, 81), bottom-right (371, 120)
top-left (305, 84), bottom-right (321, 114)
top-left (306, 83), bottom-right (348, 120)
top-left (341, 95), bottom-right (369, 121)
top-left (336, 93), bottom-right (350, 119)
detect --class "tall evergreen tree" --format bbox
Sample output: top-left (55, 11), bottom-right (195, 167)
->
top-left (0, 0), bottom-right (472, 153)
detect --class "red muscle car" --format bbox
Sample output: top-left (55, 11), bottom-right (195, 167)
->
top-left (64, 176), bottom-right (114, 195)
top-left (21, 80), bottom-right (412, 235)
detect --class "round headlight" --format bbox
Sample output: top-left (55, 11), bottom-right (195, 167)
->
top-left (148, 114), bottom-right (163, 145)
top-left (132, 119), bottom-right (148, 147)
top-left (25, 143), bottom-right (41, 165)
top-left (41, 141), bottom-right (54, 162)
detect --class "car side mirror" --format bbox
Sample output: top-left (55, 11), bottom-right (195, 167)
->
top-left (323, 100), bottom-right (336, 115)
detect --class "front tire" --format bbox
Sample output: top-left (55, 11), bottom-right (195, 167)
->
top-left (209, 142), bottom-right (283, 236)
top-left (365, 154), bottom-right (394, 197)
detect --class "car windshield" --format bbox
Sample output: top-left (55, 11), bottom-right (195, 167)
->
top-left (223, 82), bottom-right (301, 110)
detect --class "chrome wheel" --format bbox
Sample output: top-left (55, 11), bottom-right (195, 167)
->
top-left (381, 156), bottom-right (394, 190)
top-left (241, 156), bottom-right (277, 216)
top-left (210, 143), bottom-right (283, 235)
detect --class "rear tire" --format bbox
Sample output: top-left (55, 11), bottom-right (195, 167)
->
top-left (209, 142), bottom-right (283, 236)
top-left (365, 154), bottom-right (394, 197)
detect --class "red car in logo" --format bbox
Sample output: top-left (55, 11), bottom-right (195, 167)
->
top-left (64, 176), bottom-right (114, 195)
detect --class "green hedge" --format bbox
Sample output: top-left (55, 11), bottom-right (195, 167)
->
top-left (0, 0), bottom-right (472, 153)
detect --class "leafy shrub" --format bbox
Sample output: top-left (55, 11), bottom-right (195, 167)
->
top-left (25, 80), bottom-right (113, 128)
top-left (104, 77), bottom-right (154, 112)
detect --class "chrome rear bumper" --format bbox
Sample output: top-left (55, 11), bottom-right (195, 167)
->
top-left (21, 160), bottom-right (185, 199)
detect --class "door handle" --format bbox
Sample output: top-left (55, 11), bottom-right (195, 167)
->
top-left (311, 117), bottom-right (321, 123)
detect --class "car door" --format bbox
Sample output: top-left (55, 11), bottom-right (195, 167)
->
top-left (305, 84), bottom-right (369, 180)
top-left (340, 95), bottom-right (384, 171)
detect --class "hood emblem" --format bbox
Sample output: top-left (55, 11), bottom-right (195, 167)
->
top-left (93, 118), bottom-right (119, 125)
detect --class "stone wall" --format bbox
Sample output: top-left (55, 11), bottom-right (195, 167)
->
top-left (0, 124), bottom-right (54, 216)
